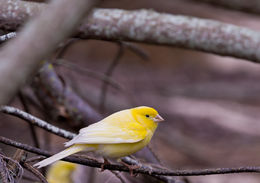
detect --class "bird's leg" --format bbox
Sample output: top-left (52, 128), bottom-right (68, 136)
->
top-left (100, 158), bottom-right (110, 172)
top-left (120, 161), bottom-right (140, 177)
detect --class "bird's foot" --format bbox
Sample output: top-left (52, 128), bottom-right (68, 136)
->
top-left (100, 158), bottom-right (110, 172)
top-left (120, 161), bottom-right (140, 177)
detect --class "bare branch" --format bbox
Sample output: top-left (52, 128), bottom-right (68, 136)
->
top-left (79, 9), bottom-right (260, 63)
top-left (22, 162), bottom-right (48, 183)
top-left (53, 59), bottom-right (122, 90)
top-left (121, 42), bottom-right (149, 61)
top-left (1, 1), bottom-right (260, 63)
top-left (0, 0), bottom-right (100, 105)
top-left (18, 91), bottom-right (40, 148)
top-left (1, 136), bottom-right (260, 177)
top-left (0, 32), bottom-right (16, 43)
top-left (99, 43), bottom-right (124, 112)
top-left (0, 105), bottom-right (75, 139)
top-left (0, 155), bottom-right (9, 183)
top-left (33, 63), bottom-right (102, 125)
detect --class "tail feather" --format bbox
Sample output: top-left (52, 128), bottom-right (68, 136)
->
top-left (34, 145), bottom-right (86, 168)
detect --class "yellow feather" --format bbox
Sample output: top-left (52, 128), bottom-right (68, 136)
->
top-left (46, 161), bottom-right (76, 183)
top-left (34, 106), bottom-right (164, 168)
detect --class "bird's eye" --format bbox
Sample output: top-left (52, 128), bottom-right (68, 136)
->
top-left (145, 114), bottom-right (150, 118)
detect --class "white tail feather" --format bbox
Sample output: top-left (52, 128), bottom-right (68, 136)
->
top-left (34, 145), bottom-right (86, 168)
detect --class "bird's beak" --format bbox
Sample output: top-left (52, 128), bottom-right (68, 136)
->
top-left (153, 114), bottom-right (164, 122)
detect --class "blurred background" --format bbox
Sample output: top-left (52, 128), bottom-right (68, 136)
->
top-left (1, 0), bottom-right (260, 182)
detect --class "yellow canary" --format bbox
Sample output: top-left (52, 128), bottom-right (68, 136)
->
top-left (47, 161), bottom-right (77, 183)
top-left (34, 106), bottom-right (164, 168)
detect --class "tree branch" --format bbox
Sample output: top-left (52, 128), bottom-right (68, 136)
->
top-left (22, 162), bottom-right (48, 183)
top-left (0, 105), bottom-right (75, 139)
top-left (1, 1), bottom-right (260, 63)
top-left (0, 32), bottom-right (16, 43)
top-left (0, 0), bottom-right (100, 105)
top-left (1, 136), bottom-right (260, 177)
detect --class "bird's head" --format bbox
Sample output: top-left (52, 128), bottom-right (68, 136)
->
top-left (131, 106), bottom-right (164, 131)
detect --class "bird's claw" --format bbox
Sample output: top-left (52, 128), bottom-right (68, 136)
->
top-left (100, 158), bottom-right (110, 172)
top-left (121, 162), bottom-right (140, 176)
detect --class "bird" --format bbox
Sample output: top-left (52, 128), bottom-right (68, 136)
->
top-left (34, 106), bottom-right (164, 168)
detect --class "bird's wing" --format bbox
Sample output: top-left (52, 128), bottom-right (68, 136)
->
top-left (64, 121), bottom-right (147, 146)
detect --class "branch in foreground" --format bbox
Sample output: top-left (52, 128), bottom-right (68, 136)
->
top-left (1, 136), bottom-right (260, 177)
top-left (0, 106), bottom-right (75, 139)
top-left (0, 0), bottom-right (100, 105)
top-left (1, 1), bottom-right (260, 63)
top-left (22, 162), bottom-right (48, 183)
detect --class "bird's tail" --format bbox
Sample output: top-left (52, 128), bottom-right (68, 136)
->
top-left (34, 145), bottom-right (87, 168)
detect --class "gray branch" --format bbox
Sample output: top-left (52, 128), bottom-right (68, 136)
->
top-left (32, 63), bottom-right (102, 126)
top-left (0, 106), bottom-right (75, 139)
top-left (1, 1), bottom-right (260, 63)
top-left (0, 0), bottom-right (99, 105)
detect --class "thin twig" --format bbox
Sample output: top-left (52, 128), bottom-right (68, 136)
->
top-left (55, 38), bottom-right (80, 58)
top-left (111, 171), bottom-right (127, 183)
top-left (121, 42), bottom-right (149, 61)
top-left (0, 106), bottom-right (75, 139)
top-left (0, 153), bottom-right (23, 183)
top-left (3, 2), bottom-right (260, 63)
top-left (99, 43), bottom-right (124, 112)
top-left (53, 59), bottom-right (122, 90)
top-left (1, 136), bottom-right (260, 177)
top-left (0, 155), bottom-right (9, 183)
top-left (0, 32), bottom-right (16, 43)
top-left (25, 156), bottom-right (46, 164)
top-left (0, 0), bottom-right (100, 105)
top-left (22, 162), bottom-right (48, 183)
top-left (18, 91), bottom-right (40, 148)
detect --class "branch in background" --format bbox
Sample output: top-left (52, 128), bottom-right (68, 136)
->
top-left (192, 0), bottom-right (260, 15)
top-left (0, 32), bottom-right (16, 43)
top-left (18, 91), bottom-right (40, 148)
top-left (0, 155), bottom-right (9, 183)
top-left (120, 42), bottom-right (149, 61)
top-left (1, 1), bottom-right (260, 63)
top-left (99, 43), bottom-right (124, 112)
top-left (1, 136), bottom-right (260, 177)
top-left (0, 0), bottom-right (100, 105)
top-left (53, 59), bottom-right (122, 90)
top-left (79, 9), bottom-right (260, 63)
top-left (0, 153), bottom-right (23, 183)
top-left (32, 63), bottom-right (102, 126)
top-left (22, 162), bottom-right (48, 183)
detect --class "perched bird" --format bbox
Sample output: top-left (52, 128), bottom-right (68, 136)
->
top-left (34, 106), bottom-right (164, 168)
